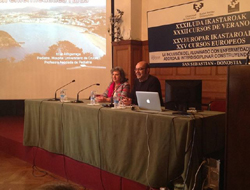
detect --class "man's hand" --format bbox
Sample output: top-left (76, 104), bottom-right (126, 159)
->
top-left (122, 97), bottom-right (132, 106)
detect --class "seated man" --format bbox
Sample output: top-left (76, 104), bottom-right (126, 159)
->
top-left (123, 61), bottom-right (163, 106)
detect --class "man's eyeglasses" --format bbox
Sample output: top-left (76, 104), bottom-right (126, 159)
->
top-left (134, 68), bottom-right (146, 72)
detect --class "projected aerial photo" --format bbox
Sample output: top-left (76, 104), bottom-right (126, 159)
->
top-left (0, 1), bottom-right (106, 69)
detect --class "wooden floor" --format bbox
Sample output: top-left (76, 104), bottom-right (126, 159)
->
top-left (0, 150), bottom-right (91, 190)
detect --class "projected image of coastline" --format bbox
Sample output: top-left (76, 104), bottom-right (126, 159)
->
top-left (0, 2), bottom-right (106, 69)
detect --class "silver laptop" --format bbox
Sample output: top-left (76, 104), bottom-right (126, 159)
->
top-left (136, 91), bottom-right (162, 112)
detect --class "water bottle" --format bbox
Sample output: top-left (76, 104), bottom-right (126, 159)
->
top-left (113, 93), bottom-right (119, 108)
top-left (60, 89), bottom-right (66, 102)
top-left (90, 91), bottom-right (96, 105)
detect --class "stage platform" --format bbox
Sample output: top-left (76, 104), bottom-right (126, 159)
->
top-left (0, 116), bottom-right (150, 190)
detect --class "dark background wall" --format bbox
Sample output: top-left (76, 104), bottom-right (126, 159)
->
top-left (0, 100), bottom-right (24, 116)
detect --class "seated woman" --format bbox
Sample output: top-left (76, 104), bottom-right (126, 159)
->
top-left (96, 66), bottom-right (130, 103)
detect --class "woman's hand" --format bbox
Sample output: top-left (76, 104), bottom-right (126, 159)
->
top-left (96, 96), bottom-right (111, 103)
top-left (96, 96), bottom-right (106, 102)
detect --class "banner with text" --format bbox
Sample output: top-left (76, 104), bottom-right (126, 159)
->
top-left (148, 0), bottom-right (250, 67)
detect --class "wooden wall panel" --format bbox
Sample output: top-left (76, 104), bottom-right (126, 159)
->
top-left (176, 67), bottom-right (192, 75)
top-left (195, 67), bottom-right (213, 75)
top-left (112, 40), bottom-right (142, 87)
top-left (113, 40), bottom-right (227, 106)
top-left (142, 41), bottom-right (149, 62)
top-left (226, 65), bottom-right (250, 190)
top-left (113, 47), bottom-right (131, 83)
top-left (216, 66), bottom-right (228, 75)
top-left (159, 67), bottom-right (174, 76)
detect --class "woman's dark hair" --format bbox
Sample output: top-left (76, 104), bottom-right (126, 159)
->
top-left (111, 66), bottom-right (128, 83)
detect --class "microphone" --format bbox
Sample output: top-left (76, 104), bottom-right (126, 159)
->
top-left (74, 83), bottom-right (100, 103)
top-left (53, 80), bottom-right (75, 101)
top-left (246, 50), bottom-right (250, 65)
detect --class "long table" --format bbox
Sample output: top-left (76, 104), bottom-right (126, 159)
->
top-left (23, 99), bottom-right (225, 189)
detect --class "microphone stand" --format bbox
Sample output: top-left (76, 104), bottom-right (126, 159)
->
top-left (74, 83), bottom-right (100, 103)
top-left (50, 80), bottom-right (75, 101)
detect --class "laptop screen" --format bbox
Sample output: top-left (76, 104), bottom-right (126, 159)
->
top-left (136, 91), bottom-right (162, 111)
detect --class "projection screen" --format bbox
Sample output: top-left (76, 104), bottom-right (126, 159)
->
top-left (0, 0), bottom-right (112, 100)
